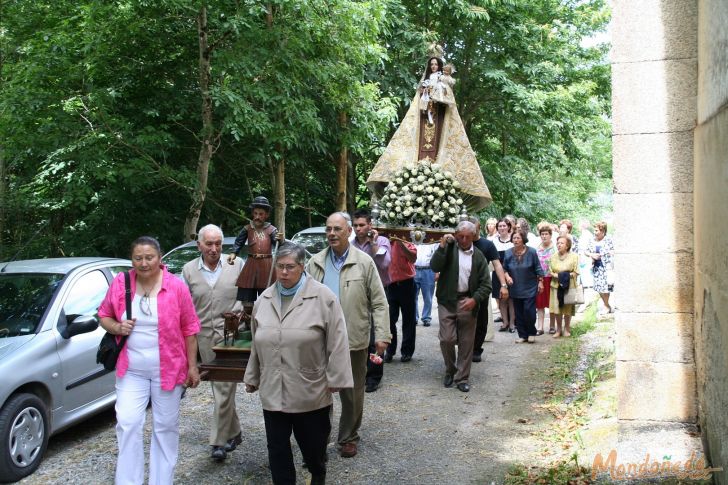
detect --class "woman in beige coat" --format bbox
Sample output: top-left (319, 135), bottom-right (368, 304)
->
top-left (244, 242), bottom-right (353, 485)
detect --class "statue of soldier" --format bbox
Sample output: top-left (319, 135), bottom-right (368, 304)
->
top-left (227, 196), bottom-right (284, 319)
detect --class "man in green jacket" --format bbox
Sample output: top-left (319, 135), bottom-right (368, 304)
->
top-left (430, 220), bottom-right (492, 392)
top-left (306, 212), bottom-right (390, 458)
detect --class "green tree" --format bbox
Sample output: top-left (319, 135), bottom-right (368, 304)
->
top-left (0, 0), bottom-right (611, 259)
top-left (373, 0), bottom-right (612, 223)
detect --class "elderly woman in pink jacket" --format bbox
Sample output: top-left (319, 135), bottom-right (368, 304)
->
top-left (99, 236), bottom-right (200, 485)
top-left (245, 242), bottom-right (353, 485)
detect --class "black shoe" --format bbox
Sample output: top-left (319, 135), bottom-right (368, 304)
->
top-left (224, 432), bottom-right (242, 452)
top-left (472, 353), bottom-right (482, 363)
top-left (311, 473), bottom-right (326, 485)
top-left (423, 320), bottom-right (431, 327)
top-left (365, 382), bottom-right (380, 393)
top-left (498, 326), bottom-right (508, 332)
top-left (400, 354), bottom-right (412, 362)
top-left (494, 316), bottom-right (503, 323)
top-left (211, 446), bottom-right (227, 461)
top-left (457, 382), bottom-right (471, 392)
top-left (509, 328), bottom-right (516, 333)
top-left (443, 374), bottom-right (454, 388)
top-left (383, 352), bottom-right (393, 363)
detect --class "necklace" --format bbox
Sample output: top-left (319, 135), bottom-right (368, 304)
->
top-left (558, 252), bottom-right (569, 261)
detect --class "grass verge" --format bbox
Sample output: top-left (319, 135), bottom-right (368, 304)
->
top-left (505, 301), bottom-right (613, 485)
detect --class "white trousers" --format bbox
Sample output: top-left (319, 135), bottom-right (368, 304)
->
top-left (115, 369), bottom-right (183, 485)
top-left (484, 297), bottom-right (496, 342)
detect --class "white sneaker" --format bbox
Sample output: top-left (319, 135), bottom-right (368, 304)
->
top-left (515, 338), bottom-right (526, 343)
top-left (527, 336), bottom-right (535, 343)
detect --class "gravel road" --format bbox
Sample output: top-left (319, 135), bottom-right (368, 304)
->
top-left (19, 306), bottom-right (557, 485)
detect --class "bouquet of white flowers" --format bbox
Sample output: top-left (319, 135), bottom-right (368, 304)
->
top-left (378, 161), bottom-right (464, 229)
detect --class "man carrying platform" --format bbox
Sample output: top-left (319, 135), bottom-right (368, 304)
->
top-left (184, 224), bottom-right (244, 462)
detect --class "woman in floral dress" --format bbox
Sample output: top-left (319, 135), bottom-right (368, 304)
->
top-left (586, 221), bottom-right (614, 313)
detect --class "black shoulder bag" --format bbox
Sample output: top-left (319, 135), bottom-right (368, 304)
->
top-left (96, 271), bottom-right (132, 371)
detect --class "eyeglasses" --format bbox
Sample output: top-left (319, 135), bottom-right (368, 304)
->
top-left (139, 294), bottom-right (152, 316)
top-left (275, 263), bottom-right (300, 272)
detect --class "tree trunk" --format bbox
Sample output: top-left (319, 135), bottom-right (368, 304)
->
top-left (264, 4), bottom-right (285, 235)
top-left (266, 3), bottom-right (273, 28)
top-left (501, 103), bottom-right (507, 157)
top-left (272, 156), bottom-right (286, 235)
top-left (304, 179), bottom-right (313, 228)
top-left (346, 155), bottom-right (356, 214)
top-left (335, 111), bottom-right (348, 211)
top-left (183, 6), bottom-right (215, 242)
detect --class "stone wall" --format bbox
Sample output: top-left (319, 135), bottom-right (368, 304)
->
top-left (612, 0), bottom-right (697, 423)
top-left (694, 1), bottom-right (728, 482)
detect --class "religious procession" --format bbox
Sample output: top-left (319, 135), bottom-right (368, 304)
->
top-left (7, 0), bottom-right (728, 483)
top-left (0, 2), bottom-right (637, 483)
top-left (54, 47), bottom-right (610, 485)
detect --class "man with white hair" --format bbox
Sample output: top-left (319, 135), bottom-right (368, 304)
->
top-left (183, 224), bottom-right (244, 461)
top-left (430, 221), bottom-right (491, 392)
top-left (306, 212), bottom-right (390, 458)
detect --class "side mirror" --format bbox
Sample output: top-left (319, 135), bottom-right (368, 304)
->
top-left (62, 315), bottom-right (99, 339)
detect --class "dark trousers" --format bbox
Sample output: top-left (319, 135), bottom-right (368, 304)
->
top-left (386, 278), bottom-right (417, 357)
top-left (472, 300), bottom-right (489, 355)
top-left (263, 406), bottom-right (331, 485)
top-left (512, 296), bottom-right (537, 339)
top-left (365, 322), bottom-right (382, 386)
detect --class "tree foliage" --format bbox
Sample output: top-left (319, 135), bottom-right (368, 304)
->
top-left (0, 0), bottom-right (610, 259)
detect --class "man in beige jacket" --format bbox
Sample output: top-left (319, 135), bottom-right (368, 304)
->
top-left (183, 224), bottom-right (243, 462)
top-left (306, 212), bottom-right (390, 458)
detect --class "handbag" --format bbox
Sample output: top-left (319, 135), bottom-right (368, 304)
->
top-left (96, 271), bottom-right (131, 371)
top-left (564, 276), bottom-right (585, 305)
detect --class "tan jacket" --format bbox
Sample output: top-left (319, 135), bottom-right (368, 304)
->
top-left (243, 278), bottom-right (353, 413)
top-left (306, 246), bottom-right (390, 351)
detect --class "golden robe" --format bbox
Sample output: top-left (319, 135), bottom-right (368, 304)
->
top-left (367, 91), bottom-right (491, 211)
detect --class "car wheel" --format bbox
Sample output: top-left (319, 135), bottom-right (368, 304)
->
top-left (0, 393), bottom-right (49, 483)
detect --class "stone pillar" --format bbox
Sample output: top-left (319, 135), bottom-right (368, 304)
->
top-left (612, 0), bottom-right (697, 423)
top-left (694, 1), bottom-right (728, 482)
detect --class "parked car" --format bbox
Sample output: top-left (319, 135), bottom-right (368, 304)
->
top-left (0, 257), bottom-right (132, 482)
top-left (162, 237), bottom-right (242, 275)
top-left (291, 227), bottom-right (327, 257)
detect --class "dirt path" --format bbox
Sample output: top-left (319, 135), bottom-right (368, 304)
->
top-left (21, 305), bottom-right (563, 485)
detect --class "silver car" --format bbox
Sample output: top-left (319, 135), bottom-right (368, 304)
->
top-left (0, 257), bottom-right (131, 482)
top-left (291, 226), bottom-right (327, 257)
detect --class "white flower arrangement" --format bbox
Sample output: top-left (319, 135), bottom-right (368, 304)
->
top-left (378, 161), bottom-right (464, 228)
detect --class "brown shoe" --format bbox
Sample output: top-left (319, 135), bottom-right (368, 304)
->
top-left (340, 442), bottom-right (357, 458)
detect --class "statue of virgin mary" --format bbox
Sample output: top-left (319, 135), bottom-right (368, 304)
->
top-left (366, 47), bottom-right (492, 211)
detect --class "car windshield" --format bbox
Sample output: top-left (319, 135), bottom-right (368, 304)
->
top-left (292, 233), bottom-right (327, 255)
top-left (162, 247), bottom-right (201, 275)
top-left (0, 273), bottom-right (64, 337)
